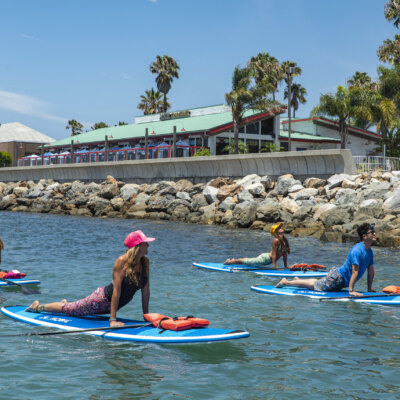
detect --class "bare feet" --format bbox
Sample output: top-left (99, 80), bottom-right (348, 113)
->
top-left (61, 299), bottom-right (68, 304)
top-left (275, 278), bottom-right (289, 288)
top-left (26, 300), bottom-right (40, 312)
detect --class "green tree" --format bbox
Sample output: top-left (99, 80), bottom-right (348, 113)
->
top-left (66, 119), bottom-right (83, 136)
top-left (261, 142), bottom-right (282, 152)
top-left (375, 119), bottom-right (400, 156)
top-left (347, 72), bottom-right (373, 89)
top-left (115, 121), bottom-right (128, 126)
top-left (248, 52), bottom-right (283, 101)
top-left (137, 88), bottom-right (168, 115)
top-left (222, 139), bottom-right (249, 154)
top-left (225, 65), bottom-right (275, 154)
top-left (193, 148), bottom-right (212, 157)
top-left (385, 0), bottom-right (400, 27)
top-left (284, 82), bottom-right (307, 117)
top-left (150, 55), bottom-right (180, 112)
top-left (91, 122), bottom-right (109, 130)
top-left (0, 151), bottom-right (12, 167)
top-left (311, 86), bottom-right (356, 149)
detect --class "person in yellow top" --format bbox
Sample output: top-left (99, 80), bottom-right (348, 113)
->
top-left (224, 222), bottom-right (290, 269)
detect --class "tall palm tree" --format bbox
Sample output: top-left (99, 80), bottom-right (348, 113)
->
top-left (66, 119), bottom-right (83, 136)
top-left (150, 55), bottom-right (180, 112)
top-left (347, 72), bottom-right (373, 89)
top-left (311, 86), bottom-right (354, 149)
top-left (248, 52), bottom-right (282, 101)
top-left (284, 83), bottom-right (307, 117)
top-left (137, 88), bottom-right (167, 115)
top-left (281, 60), bottom-right (302, 86)
top-left (378, 34), bottom-right (400, 64)
top-left (91, 122), bottom-right (109, 130)
top-left (385, 0), bottom-right (400, 27)
top-left (225, 66), bottom-right (274, 154)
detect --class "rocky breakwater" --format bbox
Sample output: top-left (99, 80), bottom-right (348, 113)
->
top-left (1, 172), bottom-right (400, 247)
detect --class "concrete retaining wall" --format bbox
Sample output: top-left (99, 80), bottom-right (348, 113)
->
top-left (0, 149), bottom-right (356, 183)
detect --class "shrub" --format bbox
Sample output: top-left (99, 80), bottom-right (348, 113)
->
top-left (0, 151), bottom-right (12, 167)
top-left (193, 148), bottom-right (212, 157)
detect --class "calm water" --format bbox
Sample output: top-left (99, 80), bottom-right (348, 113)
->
top-left (0, 211), bottom-right (400, 400)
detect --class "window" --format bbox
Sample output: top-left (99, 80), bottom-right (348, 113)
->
top-left (196, 138), bottom-right (202, 147)
top-left (246, 122), bottom-right (259, 134)
top-left (216, 137), bottom-right (229, 155)
top-left (246, 139), bottom-right (259, 153)
top-left (261, 118), bottom-right (274, 135)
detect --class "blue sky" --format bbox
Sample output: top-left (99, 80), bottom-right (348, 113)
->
top-left (0, 0), bottom-right (397, 140)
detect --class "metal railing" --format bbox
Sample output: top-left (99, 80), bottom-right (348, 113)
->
top-left (353, 156), bottom-right (400, 172)
top-left (17, 145), bottom-right (208, 167)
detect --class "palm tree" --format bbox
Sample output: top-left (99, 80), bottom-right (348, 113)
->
top-left (311, 86), bottom-right (355, 149)
top-left (347, 72), bottom-right (373, 89)
top-left (223, 139), bottom-right (249, 154)
top-left (248, 52), bottom-right (283, 101)
top-left (66, 119), bottom-right (84, 136)
top-left (284, 83), bottom-right (307, 117)
top-left (137, 88), bottom-right (168, 115)
top-left (281, 60), bottom-right (302, 85)
top-left (378, 34), bottom-right (400, 64)
top-left (150, 55), bottom-right (180, 112)
top-left (261, 142), bottom-right (282, 152)
top-left (91, 122), bottom-right (109, 130)
top-left (385, 0), bottom-right (400, 27)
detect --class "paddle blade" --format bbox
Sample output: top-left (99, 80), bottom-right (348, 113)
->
top-left (21, 286), bottom-right (40, 295)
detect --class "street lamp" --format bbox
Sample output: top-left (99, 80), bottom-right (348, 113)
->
top-left (287, 66), bottom-right (296, 152)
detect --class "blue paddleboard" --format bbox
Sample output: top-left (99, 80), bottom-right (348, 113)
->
top-left (193, 262), bottom-right (327, 277)
top-left (1, 306), bottom-right (250, 344)
top-left (0, 279), bottom-right (40, 287)
top-left (251, 285), bottom-right (400, 305)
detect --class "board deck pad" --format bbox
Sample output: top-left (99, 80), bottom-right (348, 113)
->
top-left (193, 262), bottom-right (328, 277)
top-left (1, 306), bottom-right (250, 344)
top-left (0, 279), bottom-right (40, 287)
top-left (251, 285), bottom-right (400, 305)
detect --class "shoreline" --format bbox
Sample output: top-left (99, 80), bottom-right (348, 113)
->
top-left (1, 171), bottom-right (400, 247)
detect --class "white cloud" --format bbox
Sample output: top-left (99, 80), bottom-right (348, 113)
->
top-left (21, 34), bottom-right (39, 41)
top-left (0, 90), bottom-right (66, 123)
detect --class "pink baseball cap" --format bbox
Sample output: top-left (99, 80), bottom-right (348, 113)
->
top-left (124, 230), bottom-right (155, 248)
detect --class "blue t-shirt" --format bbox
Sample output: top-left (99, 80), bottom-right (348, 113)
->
top-left (337, 242), bottom-right (374, 287)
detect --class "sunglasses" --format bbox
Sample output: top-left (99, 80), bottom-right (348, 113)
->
top-left (366, 229), bottom-right (375, 234)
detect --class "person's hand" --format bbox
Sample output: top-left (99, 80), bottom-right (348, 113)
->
top-left (110, 320), bottom-right (125, 327)
top-left (224, 259), bottom-right (233, 265)
top-left (349, 291), bottom-right (362, 296)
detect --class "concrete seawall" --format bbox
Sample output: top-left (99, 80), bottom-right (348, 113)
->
top-left (0, 149), bottom-right (356, 183)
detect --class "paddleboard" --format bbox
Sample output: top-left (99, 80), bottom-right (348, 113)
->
top-left (193, 262), bottom-right (327, 277)
top-left (1, 306), bottom-right (250, 344)
top-left (251, 285), bottom-right (400, 305)
top-left (0, 279), bottom-right (40, 287)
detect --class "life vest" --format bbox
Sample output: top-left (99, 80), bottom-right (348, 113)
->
top-left (144, 313), bottom-right (210, 331)
top-left (382, 285), bottom-right (400, 294)
top-left (0, 270), bottom-right (27, 279)
top-left (289, 263), bottom-right (326, 271)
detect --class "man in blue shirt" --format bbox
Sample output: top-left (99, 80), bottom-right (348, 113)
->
top-left (276, 223), bottom-right (376, 295)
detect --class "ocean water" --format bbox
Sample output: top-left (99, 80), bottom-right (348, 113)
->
top-left (0, 211), bottom-right (400, 400)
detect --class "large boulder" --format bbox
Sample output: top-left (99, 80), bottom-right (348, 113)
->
top-left (232, 201), bottom-right (258, 228)
top-left (120, 184), bottom-right (141, 201)
top-left (275, 174), bottom-right (301, 196)
top-left (383, 189), bottom-right (400, 213)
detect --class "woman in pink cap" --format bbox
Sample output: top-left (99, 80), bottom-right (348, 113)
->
top-left (26, 230), bottom-right (155, 327)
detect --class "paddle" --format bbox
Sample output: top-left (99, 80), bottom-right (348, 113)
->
top-left (0, 322), bottom-right (154, 337)
top-left (0, 278), bottom-right (40, 295)
top-left (319, 292), bottom-right (398, 301)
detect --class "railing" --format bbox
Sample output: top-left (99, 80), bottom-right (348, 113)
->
top-left (17, 145), bottom-right (208, 167)
top-left (353, 156), bottom-right (400, 172)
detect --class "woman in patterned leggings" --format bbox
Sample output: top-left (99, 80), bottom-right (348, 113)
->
top-left (26, 230), bottom-right (155, 327)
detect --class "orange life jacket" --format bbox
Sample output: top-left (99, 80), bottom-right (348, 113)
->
top-left (289, 263), bottom-right (326, 271)
top-left (143, 313), bottom-right (210, 331)
top-left (382, 285), bottom-right (400, 294)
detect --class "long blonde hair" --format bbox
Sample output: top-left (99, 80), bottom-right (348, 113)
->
top-left (125, 246), bottom-right (149, 286)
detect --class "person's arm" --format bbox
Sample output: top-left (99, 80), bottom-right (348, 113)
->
top-left (348, 264), bottom-right (361, 296)
top-left (141, 280), bottom-right (150, 315)
top-left (367, 265), bottom-right (375, 292)
top-left (282, 251), bottom-right (288, 269)
top-left (109, 256), bottom-right (126, 327)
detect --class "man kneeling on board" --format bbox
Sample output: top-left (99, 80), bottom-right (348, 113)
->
top-left (276, 223), bottom-right (376, 296)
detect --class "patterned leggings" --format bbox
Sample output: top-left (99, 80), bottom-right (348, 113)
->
top-left (61, 287), bottom-right (111, 316)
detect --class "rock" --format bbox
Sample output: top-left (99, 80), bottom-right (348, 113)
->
top-left (208, 177), bottom-right (234, 188)
top-left (217, 184), bottom-right (242, 202)
top-left (145, 183), bottom-right (160, 194)
top-left (218, 197), bottom-right (236, 212)
top-left (383, 189), bottom-right (400, 212)
top-left (313, 203), bottom-right (336, 220)
top-left (235, 174), bottom-right (260, 188)
top-left (135, 193), bottom-right (150, 205)
top-left (99, 183), bottom-right (119, 200)
top-left (110, 197), bottom-right (124, 211)
top-left (291, 188), bottom-right (318, 201)
top-left (280, 198), bottom-right (301, 214)
top-left (232, 201), bottom-right (258, 228)
top-left (303, 177), bottom-right (326, 188)
top-left (246, 182), bottom-right (265, 197)
top-left (320, 231), bottom-right (343, 242)
top-left (275, 174), bottom-right (301, 196)
top-left (334, 189), bottom-right (358, 207)
top-left (176, 191), bottom-right (191, 201)
top-left (342, 179), bottom-right (357, 189)
top-left (199, 203), bottom-right (217, 223)
top-left (287, 184), bottom-right (304, 193)
top-left (191, 194), bottom-right (208, 212)
top-left (120, 184), bottom-right (141, 201)
top-left (176, 179), bottom-right (193, 192)
top-left (237, 190), bottom-right (254, 203)
top-left (203, 185), bottom-right (219, 204)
